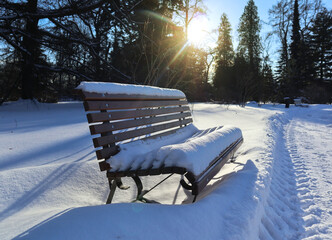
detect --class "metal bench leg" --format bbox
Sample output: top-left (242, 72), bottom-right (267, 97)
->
top-left (106, 178), bottom-right (117, 204)
top-left (180, 176), bottom-right (198, 203)
top-left (116, 178), bottom-right (130, 190)
top-left (106, 177), bottom-right (130, 204)
top-left (132, 176), bottom-right (144, 201)
top-left (180, 178), bottom-right (193, 190)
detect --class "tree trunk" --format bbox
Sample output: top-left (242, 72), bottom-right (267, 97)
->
top-left (185, 0), bottom-right (189, 41)
top-left (21, 0), bottom-right (39, 99)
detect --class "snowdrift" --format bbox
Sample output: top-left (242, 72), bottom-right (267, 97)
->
top-left (1, 101), bottom-right (331, 240)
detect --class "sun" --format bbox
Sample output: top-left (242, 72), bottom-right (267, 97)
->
top-left (187, 18), bottom-right (209, 46)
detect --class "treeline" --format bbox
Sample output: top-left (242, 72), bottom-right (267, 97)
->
top-left (213, 0), bottom-right (332, 104)
top-left (270, 0), bottom-right (332, 103)
top-left (0, 0), bottom-right (331, 105)
top-left (0, 0), bottom-right (210, 103)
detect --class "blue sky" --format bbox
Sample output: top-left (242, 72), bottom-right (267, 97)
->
top-left (193, 0), bottom-right (332, 62)
top-left (205, 0), bottom-right (274, 36)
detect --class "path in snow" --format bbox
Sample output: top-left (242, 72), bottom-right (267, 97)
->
top-left (257, 106), bottom-right (332, 240)
top-left (286, 107), bottom-right (332, 238)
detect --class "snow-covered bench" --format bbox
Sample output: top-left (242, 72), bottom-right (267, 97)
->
top-left (294, 98), bottom-right (309, 107)
top-left (77, 82), bottom-right (243, 203)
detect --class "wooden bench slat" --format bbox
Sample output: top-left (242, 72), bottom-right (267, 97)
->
top-left (90, 112), bottom-right (192, 134)
top-left (87, 106), bottom-right (191, 123)
top-left (96, 146), bottom-right (119, 160)
top-left (84, 99), bottom-right (188, 111)
top-left (98, 161), bottom-right (111, 171)
top-left (82, 92), bottom-right (185, 101)
top-left (95, 127), bottom-right (185, 161)
top-left (93, 118), bottom-right (193, 148)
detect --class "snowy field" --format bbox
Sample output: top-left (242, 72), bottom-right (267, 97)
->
top-left (0, 101), bottom-right (331, 239)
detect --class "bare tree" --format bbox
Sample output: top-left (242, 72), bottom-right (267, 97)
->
top-left (0, 0), bottom-right (130, 100)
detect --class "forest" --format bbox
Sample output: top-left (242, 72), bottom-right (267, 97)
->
top-left (0, 0), bottom-right (331, 105)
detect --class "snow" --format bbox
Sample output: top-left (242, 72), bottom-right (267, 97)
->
top-left (0, 100), bottom-right (332, 240)
top-left (76, 81), bottom-right (186, 98)
top-left (109, 124), bottom-right (242, 176)
top-left (107, 124), bottom-right (199, 172)
top-left (155, 125), bottom-right (242, 175)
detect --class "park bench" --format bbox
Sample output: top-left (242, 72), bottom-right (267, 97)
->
top-left (77, 81), bottom-right (243, 203)
top-left (294, 98), bottom-right (309, 107)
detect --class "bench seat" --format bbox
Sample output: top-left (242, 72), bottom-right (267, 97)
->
top-left (108, 125), bottom-right (242, 176)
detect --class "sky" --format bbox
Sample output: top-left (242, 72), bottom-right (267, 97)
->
top-left (190, 0), bottom-right (332, 63)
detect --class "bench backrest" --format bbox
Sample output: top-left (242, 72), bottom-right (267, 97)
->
top-left (294, 98), bottom-right (301, 105)
top-left (81, 91), bottom-right (193, 171)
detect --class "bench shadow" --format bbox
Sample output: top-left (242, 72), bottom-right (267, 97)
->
top-left (0, 133), bottom-right (95, 170)
top-left (0, 162), bottom-right (82, 224)
top-left (13, 208), bottom-right (73, 239)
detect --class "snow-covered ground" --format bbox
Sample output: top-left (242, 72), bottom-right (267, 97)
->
top-left (0, 101), bottom-right (331, 239)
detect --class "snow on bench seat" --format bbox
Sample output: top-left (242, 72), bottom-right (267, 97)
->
top-left (108, 125), bottom-right (242, 176)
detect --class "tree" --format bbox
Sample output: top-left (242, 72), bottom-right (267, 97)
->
top-left (215, 13), bottom-right (234, 67)
top-left (289, 0), bottom-right (303, 96)
top-left (185, 47), bottom-right (211, 101)
top-left (261, 55), bottom-right (276, 103)
top-left (114, 0), bottom-right (186, 88)
top-left (269, 0), bottom-right (324, 100)
top-left (0, 0), bottom-right (108, 100)
top-left (237, 0), bottom-right (262, 102)
top-left (213, 13), bottom-right (234, 101)
top-left (177, 0), bottom-right (206, 41)
top-left (302, 7), bottom-right (332, 103)
top-left (238, 0), bottom-right (261, 69)
top-left (232, 53), bottom-right (252, 105)
top-left (269, 0), bottom-right (292, 98)
top-left (309, 8), bottom-right (332, 81)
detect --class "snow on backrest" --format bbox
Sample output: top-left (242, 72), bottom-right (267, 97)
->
top-left (76, 81), bottom-right (186, 99)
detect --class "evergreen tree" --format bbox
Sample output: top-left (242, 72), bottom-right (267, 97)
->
top-left (238, 0), bottom-right (261, 69)
top-left (232, 53), bottom-right (252, 105)
top-left (215, 13), bottom-right (234, 67)
top-left (302, 7), bottom-right (332, 103)
top-left (213, 13), bottom-right (234, 101)
top-left (261, 55), bottom-right (276, 103)
top-left (309, 8), bottom-right (332, 81)
top-left (289, 0), bottom-right (303, 96)
top-left (237, 0), bottom-right (262, 102)
top-left (123, 0), bottom-right (185, 87)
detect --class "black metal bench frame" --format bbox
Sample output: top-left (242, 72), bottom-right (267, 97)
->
top-left (80, 88), bottom-right (243, 203)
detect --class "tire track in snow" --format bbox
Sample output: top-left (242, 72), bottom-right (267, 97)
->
top-left (258, 113), bottom-right (305, 240)
top-left (285, 109), bottom-right (332, 239)
top-left (257, 108), bottom-right (332, 240)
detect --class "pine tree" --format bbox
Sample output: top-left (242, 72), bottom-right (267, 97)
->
top-left (289, 0), bottom-right (303, 96)
top-left (261, 56), bottom-right (276, 103)
top-left (309, 8), bottom-right (332, 81)
top-left (238, 0), bottom-right (261, 69)
top-left (215, 13), bottom-right (234, 67)
top-left (301, 7), bottom-right (332, 103)
top-left (237, 0), bottom-right (262, 102)
top-left (213, 13), bottom-right (234, 101)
